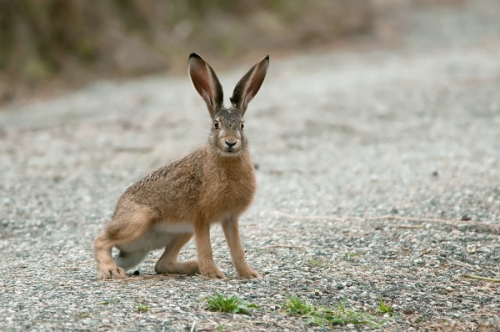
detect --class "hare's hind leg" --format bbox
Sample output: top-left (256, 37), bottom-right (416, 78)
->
top-left (155, 233), bottom-right (199, 275)
top-left (94, 206), bottom-right (154, 279)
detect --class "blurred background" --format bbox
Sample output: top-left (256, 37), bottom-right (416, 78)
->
top-left (0, 0), bottom-right (485, 107)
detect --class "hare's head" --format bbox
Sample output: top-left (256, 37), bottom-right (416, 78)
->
top-left (188, 53), bottom-right (269, 157)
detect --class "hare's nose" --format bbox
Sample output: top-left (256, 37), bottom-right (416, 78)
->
top-left (225, 140), bottom-right (237, 148)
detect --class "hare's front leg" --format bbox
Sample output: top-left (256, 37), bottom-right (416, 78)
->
top-left (94, 233), bottom-right (127, 279)
top-left (194, 223), bottom-right (225, 279)
top-left (222, 216), bottom-right (260, 279)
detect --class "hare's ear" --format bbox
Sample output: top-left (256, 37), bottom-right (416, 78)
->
top-left (230, 55), bottom-right (269, 114)
top-left (188, 53), bottom-right (224, 117)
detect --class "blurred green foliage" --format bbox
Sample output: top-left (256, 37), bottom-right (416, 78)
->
top-left (0, 0), bottom-right (372, 99)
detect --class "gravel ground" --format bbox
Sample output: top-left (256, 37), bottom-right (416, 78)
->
top-left (1, 2), bottom-right (499, 331)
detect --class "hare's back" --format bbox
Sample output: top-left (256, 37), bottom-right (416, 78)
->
top-left (116, 150), bottom-right (205, 218)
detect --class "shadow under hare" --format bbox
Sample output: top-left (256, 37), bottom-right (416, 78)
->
top-left (94, 53), bottom-right (269, 280)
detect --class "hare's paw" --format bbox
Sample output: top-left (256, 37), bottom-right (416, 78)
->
top-left (238, 268), bottom-right (260, 279)
top-left (97, 265), bottom-right (126, 280)
top-left (201, 266), bottom-right (225, 279)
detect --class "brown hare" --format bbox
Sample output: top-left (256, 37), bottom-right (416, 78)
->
top-left (94, 53), bottom-right (269, 280)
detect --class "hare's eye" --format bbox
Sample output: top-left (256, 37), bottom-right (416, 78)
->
top-left (214, 121), bottom-right (219, 130)
top-left (241, 123), bottom-right (244, 130)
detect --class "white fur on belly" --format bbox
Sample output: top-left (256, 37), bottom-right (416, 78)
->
top-left (153, 221), bottom-right (194, 234)
top-left (118, 222), bottom-right (193, 253)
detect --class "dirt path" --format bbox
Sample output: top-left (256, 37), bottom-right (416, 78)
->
top-left (1, 1), bottom-right (499, 331)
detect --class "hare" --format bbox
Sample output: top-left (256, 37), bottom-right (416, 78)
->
top-left (94, 53), bottom-right (269, 280)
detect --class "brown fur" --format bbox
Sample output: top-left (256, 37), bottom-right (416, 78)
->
top-left (94, 53), bottom-right (269, 280)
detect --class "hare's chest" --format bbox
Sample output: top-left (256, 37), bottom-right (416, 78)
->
top-left (203, 169), bottom-right (256, 214)
top-left (224, 177), bottom-right (256, 204)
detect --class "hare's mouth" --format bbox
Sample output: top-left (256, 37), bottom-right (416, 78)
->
top-left (217, 145), bottom-right (242, 157)
top-left (220, 148), bottom-right (240, 156)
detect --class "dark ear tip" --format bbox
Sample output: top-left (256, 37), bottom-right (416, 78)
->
top-left (189, 53), bottom-right (201, 59)
top-left (264, 55), bottom-right (270, 61)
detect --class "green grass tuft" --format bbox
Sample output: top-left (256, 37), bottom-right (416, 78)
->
top-left (205, 292), bottom-right (259, 315)
top-left (285, 296), bottom-right (389, 327)
top-left (378, 296), bottom-right (395, 316)
top-left (345, 252), bottom-right (359, 258)
top-left (136, 303), bottom-right (148, 313)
